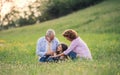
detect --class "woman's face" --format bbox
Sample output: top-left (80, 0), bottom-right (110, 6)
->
top-left (57, 45), bottom-right (62, 51)
top-left (65, 37), bottom-right (72, 41)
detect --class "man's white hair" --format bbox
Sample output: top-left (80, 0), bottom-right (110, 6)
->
top-left (46, 29), bottom-right (55, 37)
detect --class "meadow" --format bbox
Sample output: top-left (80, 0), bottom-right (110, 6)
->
top-left (0, 0), bottom-right (120, 75)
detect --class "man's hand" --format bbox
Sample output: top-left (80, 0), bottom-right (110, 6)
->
top-left (46, 51), bottom-right (54, 56)
top-left (46, 36), bottom-right (51, 43)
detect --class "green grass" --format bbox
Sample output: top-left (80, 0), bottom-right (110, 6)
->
top-left (0, 0), bottom-right (120, 75)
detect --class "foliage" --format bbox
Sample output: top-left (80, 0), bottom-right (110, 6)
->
top-left (0, 0), bottom-right (103, 30)
top-left (43, 0), bottom-right (103, 19)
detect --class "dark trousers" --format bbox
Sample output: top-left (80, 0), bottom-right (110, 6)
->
top-left (68, 51), bottom-right (77, 60)
top-left (39, 55), bottom-right (59, 62)
top-left (39, 55), bottom-right (50, 62)
top-left (39, 51), bottom-right (77, 62)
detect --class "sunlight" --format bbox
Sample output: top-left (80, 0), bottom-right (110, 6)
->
top-left (1, 0), bottom-right (37, 19)
top-left (14, 0), bottom-right (36, 8)
top-left (1, 2), bottom-right (13, 17)
top-left (14, 0), bottom-right (28, 8)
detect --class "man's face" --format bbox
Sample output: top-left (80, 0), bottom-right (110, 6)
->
top-left (46, 34), bottom-right (55, 42)
top-left (49, 34), bottom-right (54, 41)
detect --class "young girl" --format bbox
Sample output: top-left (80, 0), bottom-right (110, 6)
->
top-left (49, 43), bottom-right (68, 62)
top-left (39, 43), bottom-right (68, 62)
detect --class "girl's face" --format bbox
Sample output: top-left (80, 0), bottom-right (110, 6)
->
top-left (57, 45), bottom-right (62, 51)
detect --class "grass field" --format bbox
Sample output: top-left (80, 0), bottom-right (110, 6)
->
top-left (0, 0), bottom-right (120, 75)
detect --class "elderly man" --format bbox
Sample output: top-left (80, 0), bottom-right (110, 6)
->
top-left (36, 29), bottom-right (59, 62)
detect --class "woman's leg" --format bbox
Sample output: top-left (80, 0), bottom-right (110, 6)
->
top-left (68, 51), bottom-right (77, 60)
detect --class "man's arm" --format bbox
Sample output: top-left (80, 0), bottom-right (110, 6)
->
top-left (36, 38), bottom-right (46, 57)
top-left (53, 37), bottom-right (60, 51)
top-left (45, 41), bottom-right (54, 56)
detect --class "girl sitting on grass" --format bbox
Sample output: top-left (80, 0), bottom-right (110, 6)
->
top-left (40, 43), bottom-right (68, 62)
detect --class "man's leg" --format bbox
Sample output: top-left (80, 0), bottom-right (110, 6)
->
top-left (39, 55), bottom-right (50, 62)
top-left (47, 57), bottom-right (59, 62)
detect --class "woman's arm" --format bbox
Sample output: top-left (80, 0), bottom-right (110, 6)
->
top-left (63, 41), bottom-right (76, 55)
top-left (50, 52), bottom-right (65, 58)
top-left (52, 53), bottom-right (65, 57)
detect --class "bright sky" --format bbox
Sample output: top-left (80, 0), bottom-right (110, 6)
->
top-left (1, 0), bottom-right (36, 19)
top-left (14, 0), bottom-right (36, 8)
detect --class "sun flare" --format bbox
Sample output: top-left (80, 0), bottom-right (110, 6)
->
top-left (0, 0), bottom-right (37, 20)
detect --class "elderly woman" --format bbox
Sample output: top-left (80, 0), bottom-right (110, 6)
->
top-left (53, 29), bottom-right (92, 60)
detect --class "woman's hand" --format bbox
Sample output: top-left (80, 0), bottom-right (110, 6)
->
top-left (50, 55), bottom-right (59, 58)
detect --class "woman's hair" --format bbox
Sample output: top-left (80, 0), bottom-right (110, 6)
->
top-left (62, 29), bottom-right (78, 41)
top-left (56, 43), bottom-right (68, 54)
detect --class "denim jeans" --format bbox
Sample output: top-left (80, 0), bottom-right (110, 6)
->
top-left (39, 51), bottom-right (77, 62)
top-left (68, 51), bottom-right (77, 60)
top-left (39, 55), bottom-right (59, 62)
top-left (47, 57), bottom-right (59, 62)
top-left (39, 55), bottom-right (50, 62)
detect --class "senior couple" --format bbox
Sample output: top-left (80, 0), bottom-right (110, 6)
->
top-left (36, 29), bottom-right (92, 62)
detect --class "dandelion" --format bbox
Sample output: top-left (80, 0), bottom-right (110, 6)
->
top-left (77, 67), bottom-right (81, 71)
top-left (0, 39), bottom-right (6, 47)
top-left (0, 39), bottom-right (6, 43)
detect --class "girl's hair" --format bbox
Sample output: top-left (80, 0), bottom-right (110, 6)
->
top-left (61, 43), bottom-right (68, 51)
top-left (56, 43), bottom-right (68, 54)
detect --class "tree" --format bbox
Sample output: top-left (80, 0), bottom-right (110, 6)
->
top-left (0, 0), bottom-right (43, 30)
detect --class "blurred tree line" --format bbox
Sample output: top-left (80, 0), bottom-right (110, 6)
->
top-left (0, 0), bottom-right (103, 30)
